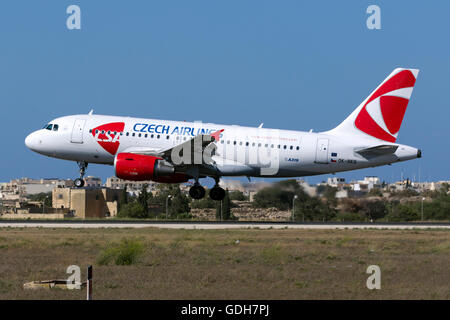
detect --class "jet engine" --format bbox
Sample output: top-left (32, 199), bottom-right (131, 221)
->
top-left (114, 153), bottom-right (189, 183)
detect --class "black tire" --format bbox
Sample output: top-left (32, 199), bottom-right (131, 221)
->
top-left (189, 185), bottom-right (206, 199)
top-left (209, 186), bottom-right (225, 201)
top-left (74, 178), bottom-right (85, 188)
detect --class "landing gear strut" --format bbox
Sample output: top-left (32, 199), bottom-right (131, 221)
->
top-left (209, 177), bottom-right (225, 201)
top-left (74, 161), bottom-right (88, 188)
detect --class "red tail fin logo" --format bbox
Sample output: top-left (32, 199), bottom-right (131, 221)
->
top-left (354, 69), bottom-right (417, 142)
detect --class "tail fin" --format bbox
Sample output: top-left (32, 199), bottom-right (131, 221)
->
top-left (328, 68), bottom-right (419, 142)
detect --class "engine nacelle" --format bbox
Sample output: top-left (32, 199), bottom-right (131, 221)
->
top-left (114, 153), bottom-right (189, 183)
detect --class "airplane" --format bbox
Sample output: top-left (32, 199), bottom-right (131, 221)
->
top-left (25, 68), bottom-right (421, 201)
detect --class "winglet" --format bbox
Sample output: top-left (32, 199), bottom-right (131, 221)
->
top-left (211, 129), bottom-right (224, 142)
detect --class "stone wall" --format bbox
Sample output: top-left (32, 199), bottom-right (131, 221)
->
top-left (190, 201), bottom-right (292, 221)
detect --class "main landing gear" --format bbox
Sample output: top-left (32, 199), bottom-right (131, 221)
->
top-left (189, 183), bottom-right (206, 200)
top-left (188, 177), bottom-right (226, 201)
top-left (74, 161), bottom-right (88, 188)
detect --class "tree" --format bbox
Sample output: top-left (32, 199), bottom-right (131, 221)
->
top-left (216, 189), bottom-right (235, 220)
top-left (168, 187), bottom-right (191, 218)
top-left (294, 197), bottom-right (336, 222)
top-left (137, 184), bottom-right (151, 217)
top-left (190, 190), bottom-right (216, 209)
top-left (362, 200), bottom-right (387, 221)
top-left (119, 184), bottom-right (128, 211)
top-left (253, 180), bottom-right (308, 210)
top-left (229, 190), bottom-right (248, 201)
top-left (367, 188), bottom-right (383, 197)
top-left (386, 204), bottom-right (419, 222)
top-left (117, 202), bottom-right (146, 219)
top-left (28, 192), bottom-right (52, 207)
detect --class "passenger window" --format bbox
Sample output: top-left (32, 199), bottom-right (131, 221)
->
top-left (126, 132), bottom-right (129, 136)
top-left (296, 146), bottom-right (300, 150)
top-left (290, 146), bottom-right (293, 150)
top-left (283, 145), bottom-right (287, 149)
top-left (246, 142), bottom-right (249, 146)
top-left (157, 135), bottom-right (160, 139)
top-left (132, 133), bottom-right (135, 137)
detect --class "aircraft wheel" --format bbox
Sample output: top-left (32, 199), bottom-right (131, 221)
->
top-left (189, 185), bottom-right (206, 199)
top-left (209, 186), bottom-right (225, 201)
top-left (74, 178), bottom-right (85, 188)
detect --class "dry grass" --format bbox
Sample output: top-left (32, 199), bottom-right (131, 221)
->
top-left (0, 227), bottom-right (448, 299)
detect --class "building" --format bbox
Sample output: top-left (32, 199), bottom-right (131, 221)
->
top-left (326, 177), bottom-right (346, 188)
top-left (0, 178), bottom-right (74, 198)
top-left (105, 176), bottom-right (155, 192)
top-left (84, 176), bottom-right (103, 188)
top-left (52, 187), bottom-right (122, 218)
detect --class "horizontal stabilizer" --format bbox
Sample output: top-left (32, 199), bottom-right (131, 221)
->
top-left (355, 145), bottom-right (398, 158)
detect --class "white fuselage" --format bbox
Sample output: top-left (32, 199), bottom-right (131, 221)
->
top-left (25, 114), bottom-right (420, 179)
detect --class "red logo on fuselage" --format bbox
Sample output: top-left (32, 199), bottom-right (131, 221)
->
top-left (91, 122), bottom-right (125, 155)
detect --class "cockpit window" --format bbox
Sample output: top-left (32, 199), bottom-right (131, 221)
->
top-left (42, 123), bottom-right (59, 131)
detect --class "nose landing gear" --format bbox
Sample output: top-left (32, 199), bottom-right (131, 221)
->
top-left (73, 161), bottom-right (88, 188)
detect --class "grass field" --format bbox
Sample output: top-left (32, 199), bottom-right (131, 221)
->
top-left (0, 227), bottom-right (448, 299)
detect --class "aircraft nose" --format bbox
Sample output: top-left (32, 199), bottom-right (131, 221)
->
top-left (25, 131), bottom-right (40, 151)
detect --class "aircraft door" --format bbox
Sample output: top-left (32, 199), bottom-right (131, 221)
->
top-left (71, 119), bottom-right (86, 144)
top-left (315, 138), bottom-right (329, 164)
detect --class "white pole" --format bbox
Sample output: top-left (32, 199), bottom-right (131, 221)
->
top-left (421, 197), bottom-right (425, 221)
top-left (87, 265), bottom-right (92, 300)
top-left (292, 195), bottom-right (298, 222)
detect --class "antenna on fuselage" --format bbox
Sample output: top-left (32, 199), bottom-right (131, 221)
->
top-left (88, 109), bottom-right (94, 115)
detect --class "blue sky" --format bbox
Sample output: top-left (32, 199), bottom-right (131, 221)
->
top-left (0, 1), bottom-right (448, 184)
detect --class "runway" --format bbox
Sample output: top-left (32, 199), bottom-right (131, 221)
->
top-left (0, 220), bottom-right (449, 230)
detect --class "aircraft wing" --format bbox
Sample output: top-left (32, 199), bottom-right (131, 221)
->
top-left (121, 146), bottom-right (164, 157)
top-left (355, 145), bottom-right (398, 159)
top-left (122, 129), bottom-right (224, 167)
top-left (161, 129), bottom-right (224, 166)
